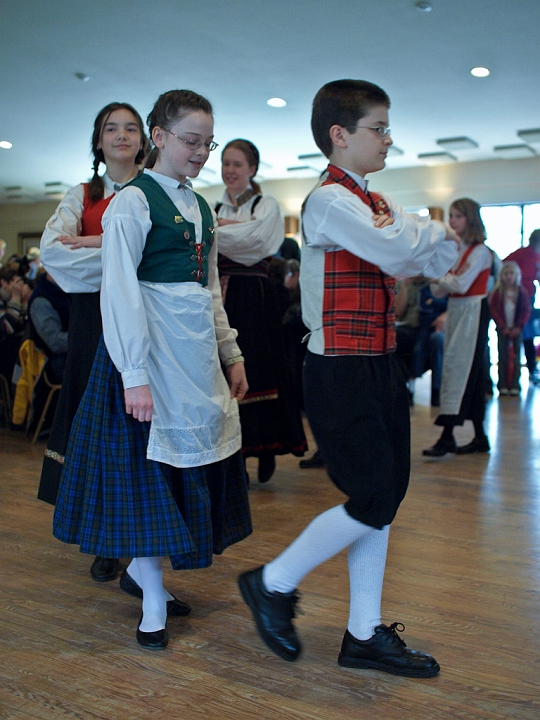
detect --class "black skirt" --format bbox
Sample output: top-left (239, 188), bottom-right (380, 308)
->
top-left (37, 292), bottom-right (102, 505)
top-left (223, 274), bottom-right (307, 458)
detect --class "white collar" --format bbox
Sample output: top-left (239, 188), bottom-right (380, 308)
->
top-left (337, 166), bottom-right (368, 190)
top-left (144, 168), bottom-right (193, 190)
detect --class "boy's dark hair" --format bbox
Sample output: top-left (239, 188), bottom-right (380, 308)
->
top-left (311, 79), bottom-right (390, 158)
top-left (528, 229), bottom-right (540, 248)
top-left (145, 90), bottom-right (213, 169)
top-left (89, 102), bottom-right (149, 202)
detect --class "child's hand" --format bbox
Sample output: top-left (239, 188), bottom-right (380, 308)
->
top-left (509, 328), bottom-right (521, 338)
top-left (372, 213), bottom-right (394, 229)
top-left (59, 234), bottom-right (102, 249)
top-left (226, 362), bottom-right (249, 401)
top-left (503, 328), bottom-right (511, 337)
top-left (443, 226), bottom-right (461, 248)
top-left (124, 385), bottom-right (153, 422)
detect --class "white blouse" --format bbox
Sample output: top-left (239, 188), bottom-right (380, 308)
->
top-left (215, 188), bottom-right (284, 266)
top-left (431, 243), bottom-right (492, 298)
top-left (101, 169), bottom-right (242, 468)
top-left (40, 173), bottom-right (125, 293)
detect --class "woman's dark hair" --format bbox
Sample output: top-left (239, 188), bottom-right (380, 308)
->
top-left (221, 139), bottom-right (262, 194)
top-left (89, 102), bottom-right (148, 202)
top-left (450, 198), bottom-right (486, 245)
top-left (311, 79), bottom-right (390, 158)
top-left (145, 89), bottom-right (213, 169)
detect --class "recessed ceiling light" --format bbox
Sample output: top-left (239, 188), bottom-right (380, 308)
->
top-left (298, 153), bottom-right (324, 160)
top-left (417, 151), bottom-right (457, 165)
top-left (493, 144), bottom-right (536, 159)
top-left (267, 97), bottom-right (287, 108)
top-left (437, 136), bottom-right (478, 151)
top-left (0, 141), bottom-right (13, 149)
top-left (415, 1), bottom-right (432, 12)
top-left (517, 128), bottom-right (540, 144)
top-left (470, 67), bottom-right (490, 77)
top-left (75, 72), bottom-right (90, 82)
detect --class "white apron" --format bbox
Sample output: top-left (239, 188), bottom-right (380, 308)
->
top-left (140, 281), bottom-right (241, 468)
top-left (439, 295), bottom-right (482, 416)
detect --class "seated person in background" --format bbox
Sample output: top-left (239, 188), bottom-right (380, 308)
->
top-left (1, 265), bottom-right (32, 398)
top-left (394, 277), bottom-right (447, 407)
top-left (394, 277), bottom-right (424, 404)
top-left (27, 272), bottom-right (70, 383)
top-left (413, 284), bottom-right (447, 407)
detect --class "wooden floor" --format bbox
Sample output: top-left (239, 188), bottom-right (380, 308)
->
top-left (1, 373), bottom-right (539, 720)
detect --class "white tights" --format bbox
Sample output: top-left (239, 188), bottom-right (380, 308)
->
top-left (263, 504), bottom-right (390, 640)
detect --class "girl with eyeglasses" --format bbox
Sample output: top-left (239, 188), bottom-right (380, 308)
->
top-left (216, 139), bottom-right (307, 484)
top-left (53, 90), bottom-right (251, 650)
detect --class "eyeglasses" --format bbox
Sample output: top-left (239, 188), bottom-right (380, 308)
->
top-left (164, 129), bottom-right (218, 152)
top-left (345, 125), bottom-right (391, 137)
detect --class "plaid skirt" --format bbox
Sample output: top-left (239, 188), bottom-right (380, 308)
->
top-left (53, 338), bottom-right (252, 569)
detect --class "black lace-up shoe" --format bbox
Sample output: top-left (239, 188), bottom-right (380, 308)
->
top-left (455, 437), bottom-right (490, 454)
top-left (338, 623), bottom-right (440, 677)
top-left (238, 566), bottom-right (301, 661)
top-left (120, 569), bottom-right (191, 616)
top-left (422, 438), bottom-right (457, 457)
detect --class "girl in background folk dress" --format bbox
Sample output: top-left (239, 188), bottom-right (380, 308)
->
top-left (53, 90), bottom-right (251, 650)
top-left (423, 198), bottom-right (492, 457)
top-left (489, 261), bottom-right (530, 395)
top-left (39, 103), bottom-right (149, 583)
top-left (216, 139), bottom-right (307, 483)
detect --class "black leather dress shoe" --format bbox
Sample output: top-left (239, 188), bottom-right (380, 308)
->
top-left (119, 569), bottom-right (191, 616)
top-left (338, 624), bottom-right (440, 678)
top-left (238, 566), bottom-right (301, 662)
top-left (299, 450), bottom-right (325, 469)
top-left (90, 556), bottom-right (119, 582)
top-left (136, 615), bottom-right (168, 650)
top-left (422, 438), bottom-right (457, 457)
top-left (455, 437), bottom-right (490, 454)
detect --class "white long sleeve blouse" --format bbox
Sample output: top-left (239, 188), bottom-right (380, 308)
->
top-left (39, 174), bottom-right (122, 293)
top-left (215, 189), bottom-right (284, 266)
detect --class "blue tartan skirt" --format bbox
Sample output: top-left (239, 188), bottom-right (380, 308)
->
top-left (53, 338), bottom-right (252, 569)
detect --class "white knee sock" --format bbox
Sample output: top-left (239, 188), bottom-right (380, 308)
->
top-left (135, 557), bottom-right (167, 632)
top-left (127, 558), bottom-right (174, 602)
top-left (263, 505), bottom-right (372, 593)
top-left (347, 525), bottom-right (390, 640)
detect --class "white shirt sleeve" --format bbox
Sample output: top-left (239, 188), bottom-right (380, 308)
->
top-left (216, 196), bottom-right (284, 266)
top-left (40, 184), bottom-right (104, 293)
top-left (431, 243), bottom-right (492, 296)
top-left (100, 187), bottom-right (152, 388)
top-left (303, 184), bottom-right (458, 279)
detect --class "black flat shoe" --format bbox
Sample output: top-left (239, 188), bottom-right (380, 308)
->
top-left (299, 450), bottom-right (325, 469)
top-left (238, 566), bottom-right (301, 662)
top-left (422, 438), bottom-right (457, 457)
top-left (338, 623), bottom-right (440, 678)
top-left (120, 569), bottom-right (191, 616)
top-left (90, 556), bottom-right (119, 582)
top-left (136, 615), bottom-right (168, 650)
top-left (258, 454), bottom-right (276, 483)
top-left (455, 437), bottom-right (490, 454)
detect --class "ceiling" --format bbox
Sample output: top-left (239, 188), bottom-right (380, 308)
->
top-left (2, 0), bottom-right (540, 203)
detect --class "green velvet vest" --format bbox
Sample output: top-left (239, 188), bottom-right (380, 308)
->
top-left (129, 173), bottom-right (215, 286)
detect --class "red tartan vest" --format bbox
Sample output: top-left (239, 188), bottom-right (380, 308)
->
top-left (319, 165), bottom-right (396, 355)
top-left (81, 184), bottom-right (115, 236)
top-left (450, 244), bottom-right (491, 297)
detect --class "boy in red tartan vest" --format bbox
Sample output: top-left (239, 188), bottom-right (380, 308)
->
top-left (238, 80), bottom-right (459, 676)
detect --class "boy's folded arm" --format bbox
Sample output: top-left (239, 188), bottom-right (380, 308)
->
top-left (306, 191), bottom-right (458, 278)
